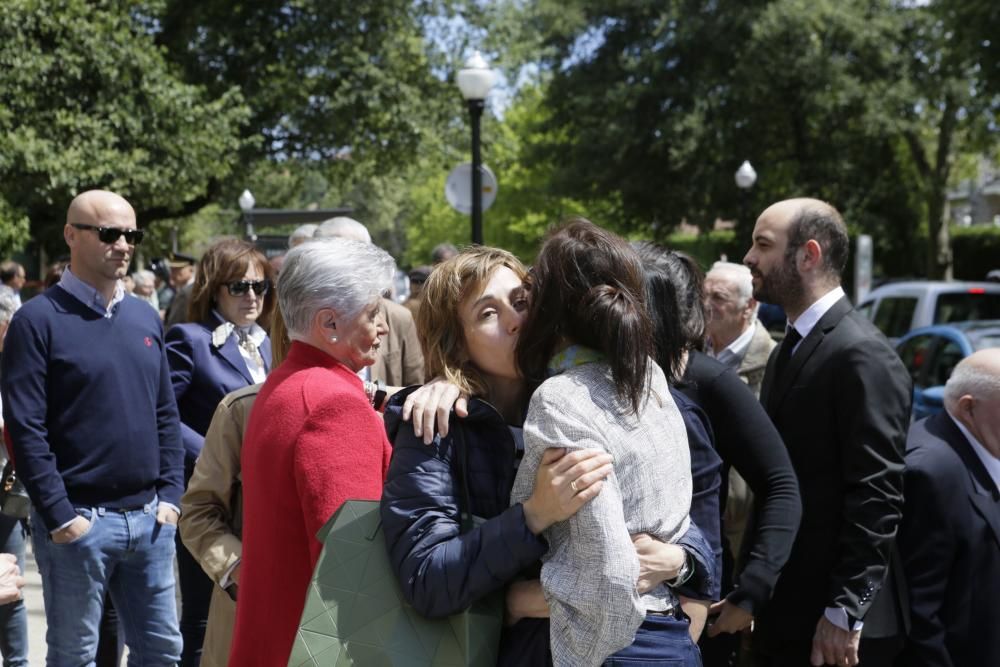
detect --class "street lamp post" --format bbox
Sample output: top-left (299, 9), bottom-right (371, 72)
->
top-left (456, 51), bottom-right (496, 245)
top-left (734, 160), bottom-right (757, 228)
top-left (238, 189), bottom-right (256, 242)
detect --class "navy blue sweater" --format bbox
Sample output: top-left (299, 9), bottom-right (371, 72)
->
top-left (0, 287), bottom-right (184, 530)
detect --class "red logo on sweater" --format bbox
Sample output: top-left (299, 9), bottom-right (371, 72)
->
top-left (144, 337), bottom-right (153, 347)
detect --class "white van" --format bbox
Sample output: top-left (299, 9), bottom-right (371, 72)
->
top-left (856, 281), bottom-right (1000, 342)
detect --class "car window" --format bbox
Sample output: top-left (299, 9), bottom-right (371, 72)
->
top-left (897, 334), bottom-right (935, 388)
top-left (926, 339), bottom-right (964, 388)
top-left (970, 333), bottom-right (1000, 351)
top-left (873, 297), bottom-right (917, 339)
top-left (933, 292), bottom-right (1000, 323)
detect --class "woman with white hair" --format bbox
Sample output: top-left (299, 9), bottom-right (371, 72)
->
top-left (228, 238), bottom-right (396, 665)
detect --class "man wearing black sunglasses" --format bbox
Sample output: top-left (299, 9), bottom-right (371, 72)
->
top-left (1, 190), bottom-right (184, 664)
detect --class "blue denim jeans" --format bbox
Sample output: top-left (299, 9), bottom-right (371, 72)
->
top-left (0, 515), bottom-right (27, 667)
top-left (30, 500), bottom-right (182, 667)
top-left (604, 612), bottom-right (703, 666)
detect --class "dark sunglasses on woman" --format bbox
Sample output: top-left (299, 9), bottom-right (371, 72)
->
top-left (226, 279), bottom-right (271, 297)
top-left (70, 223), bottom-right (145, 245)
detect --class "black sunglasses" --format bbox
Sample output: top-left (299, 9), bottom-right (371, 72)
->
top-left (226, 279), bottom-right (271, 297)
top-left (70, 223), bottom-right (145, 245)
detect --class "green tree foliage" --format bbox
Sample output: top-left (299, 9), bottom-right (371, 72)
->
top-left (0, 0), bottom-right (252, 256)
top-left (155, 0), bottom-right (455, 170)
top-left (523, 0), bottom-right (999, 277)
top-left (402, 83), bottom-right (619, 265)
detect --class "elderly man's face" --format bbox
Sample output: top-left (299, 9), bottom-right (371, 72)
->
top-left (704, 274), bottom-right (753, 347)
top-left (964, 391), bottom-right (1000, 459)
top-left (133, 280), bottom-right (154, 297)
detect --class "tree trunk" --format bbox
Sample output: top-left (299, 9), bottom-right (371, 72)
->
top-left (923, 93), bottom-right (958, 280)
top-left (926, 184), bottom-right (952, 280)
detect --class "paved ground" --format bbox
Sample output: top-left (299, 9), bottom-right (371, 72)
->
top-left (23, 539), bottom-right (47, 664)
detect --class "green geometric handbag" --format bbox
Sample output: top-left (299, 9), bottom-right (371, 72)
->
top-left (288, 426), bottom-right (504, 666)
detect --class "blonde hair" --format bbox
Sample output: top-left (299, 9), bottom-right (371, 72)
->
top-left (269, 306), bottom-right (291, 368)
top-left (417, 247), bottom-right (528, 398)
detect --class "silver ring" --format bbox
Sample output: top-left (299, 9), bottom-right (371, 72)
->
top-left (570, 480), bottom-right (579, 492)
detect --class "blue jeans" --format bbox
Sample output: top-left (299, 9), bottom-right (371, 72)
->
top-left (605, 612), bottom-right (703, 666)
top-left (30, 500), bottom-right (182, 667)
top-left (0, 515), bottom-right (27, 667)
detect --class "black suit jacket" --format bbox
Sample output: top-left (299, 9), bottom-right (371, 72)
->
top-left (756, 296), bottom-right (911, 645)
top-left (896, 412), bottom-right (1000, 667)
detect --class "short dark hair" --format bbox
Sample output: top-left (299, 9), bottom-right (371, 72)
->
top-left (44, 261), bottom-right (68, 288)
top-left (633, 243), bottom-right (706, 380)
top-left (786, 206), bottom-right (849, 278)
top-left (431, 243), bottom-right (458, 264)
top-left (516, 219), bottom-right (653, 414)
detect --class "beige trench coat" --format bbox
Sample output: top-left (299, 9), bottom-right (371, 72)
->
top-left (179, 384), bottom-right (259, 667)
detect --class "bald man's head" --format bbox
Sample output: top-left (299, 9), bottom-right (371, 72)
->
top-left (64, 190), bottom-right (138, 290)
top-left (944, 348), bottom-right (1000, 458)
top-left (67, 190), bottom-right (135, 227)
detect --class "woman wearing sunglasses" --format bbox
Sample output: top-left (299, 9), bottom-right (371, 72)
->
top-left (165, 238), bottom-right (275, 667)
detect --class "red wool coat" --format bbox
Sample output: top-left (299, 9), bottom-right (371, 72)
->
top-left (229, 341), bottom-right (392, 666)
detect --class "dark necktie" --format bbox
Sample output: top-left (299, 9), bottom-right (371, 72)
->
top-left (772, 326), bottom-right (803, 382)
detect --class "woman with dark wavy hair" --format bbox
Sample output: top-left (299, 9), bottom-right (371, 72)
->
top-left (511, 219), bottom-right (702, 667)
top-left (635, 243), bottom-right (801, 667)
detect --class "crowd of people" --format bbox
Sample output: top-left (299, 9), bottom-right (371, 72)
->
top-left (0, 188), bottom-right (996, 667)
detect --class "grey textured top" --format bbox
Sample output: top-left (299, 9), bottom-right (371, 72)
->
top-left (510, 361), bottom-right (692, 667)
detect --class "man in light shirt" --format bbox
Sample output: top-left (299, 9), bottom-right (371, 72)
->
top-left (896, 349), bottom-right (1000, 667)
top-left (704, 261), bottom-right (776, 398)
top-left (743, 198), bottom-right (910, 667)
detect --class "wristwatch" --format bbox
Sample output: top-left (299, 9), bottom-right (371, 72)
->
top-left (372, 379), bottom-right (388, 412)
top-left (666, 551), bottom-right (694, 588)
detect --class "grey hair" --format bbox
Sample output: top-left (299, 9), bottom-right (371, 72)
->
top-left (313, 217), bottom-right (371, 244)
top-left (288, 224), bottom-right (319, 248)
top-left (707, 261), bottom-right (757, 316)
top-left (278, 238), bottom-right (395, 339)
top-left (944, 357), bottom-right (1000, 408)
top-left (132, 269), bottom-right (156, 288)
top-left (0, 291), bottom-right (18, 326)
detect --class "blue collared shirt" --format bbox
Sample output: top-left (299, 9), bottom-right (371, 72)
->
top-left (57, 268), bottom-right (126, 318)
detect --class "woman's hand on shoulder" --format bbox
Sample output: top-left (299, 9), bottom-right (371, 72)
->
top-left (631, 533), bottom-right (686, 594)
top-left (522, 448), bottom-right (613, 535)
top-left (401, 378), bottom-right (468, 445)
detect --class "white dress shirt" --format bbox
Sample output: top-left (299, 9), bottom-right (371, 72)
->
top-left (787, 286), bottom-right (846, 354)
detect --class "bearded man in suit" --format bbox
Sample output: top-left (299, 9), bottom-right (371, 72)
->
top-left (743, 198), bottom-right (911, 667)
